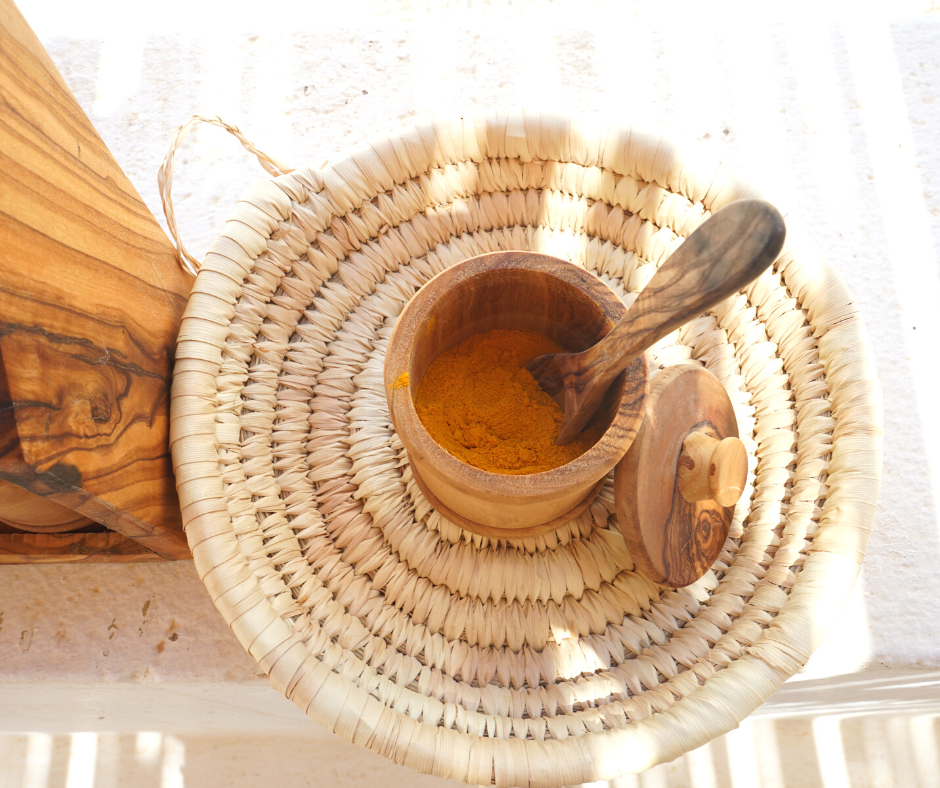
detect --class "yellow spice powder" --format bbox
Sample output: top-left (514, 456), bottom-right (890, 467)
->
top-left (414, 329), bottom-right (603, 474)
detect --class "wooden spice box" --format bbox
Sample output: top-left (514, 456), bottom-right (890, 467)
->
top-left (0, 0), bottom-right (191, 563)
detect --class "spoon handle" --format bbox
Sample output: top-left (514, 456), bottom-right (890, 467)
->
top-left (581, 200), bottom-right (786, 390)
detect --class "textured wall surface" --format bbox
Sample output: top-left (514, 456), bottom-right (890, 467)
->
top-left (2, 0), bottom-right (940, 753)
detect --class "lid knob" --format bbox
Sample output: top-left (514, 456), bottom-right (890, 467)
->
top-left (677, 432), bottom-right (748, 507)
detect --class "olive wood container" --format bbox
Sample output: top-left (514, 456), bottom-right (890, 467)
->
top-left (384, 251), bottom-right (648, 538)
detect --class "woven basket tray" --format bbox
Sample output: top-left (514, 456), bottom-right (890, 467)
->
top-left (168, 113), bottom-right (882, 786)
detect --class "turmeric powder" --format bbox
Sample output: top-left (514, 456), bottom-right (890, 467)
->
top-left (414, 329), bottom-right (603, 474)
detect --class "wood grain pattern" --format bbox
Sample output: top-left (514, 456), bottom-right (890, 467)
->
top-left (677, 432), bottom-right (747, 507)
top-left (615, 364), bottom-right (741, 588)
top-left (0, 532), bottom-right (162, 563)
top-left (0, 478), bottom-right (95, 532)
top-left (385, 251), bottom-right (648, 535)
top-left (527, 200), bottom-right (785, 444)
top-left (0, 0), bottom-right (192, 560)
top-left (409, 462), bottom-right (607, 539)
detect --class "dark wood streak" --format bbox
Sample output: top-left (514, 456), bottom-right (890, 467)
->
top-left (0, 319), bottom-right (170, 381)
top-left (4, 332), bottom-right (159, 452)
top-left (0, 0), bottom-right (192, 561)
top-left (660, 448), bottom-right (732, 586)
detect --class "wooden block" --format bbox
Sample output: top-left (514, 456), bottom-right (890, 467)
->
top-left (0, 0), bottom-right (192, 561)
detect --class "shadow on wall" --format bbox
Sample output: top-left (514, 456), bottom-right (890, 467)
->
top-left (0, 713), bottom-right (939, 788)
top-left (831, 14), bottom-right (940, 669)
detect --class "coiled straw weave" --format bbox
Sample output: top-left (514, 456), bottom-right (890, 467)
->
top-left (168, 113), bottom-right (882, 786)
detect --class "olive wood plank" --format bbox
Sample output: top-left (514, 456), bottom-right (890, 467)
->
top-left (0, 0), bottom-right (192, 560)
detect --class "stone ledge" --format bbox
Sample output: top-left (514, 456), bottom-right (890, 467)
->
top-left (3, 668), bottom-right (938, 734)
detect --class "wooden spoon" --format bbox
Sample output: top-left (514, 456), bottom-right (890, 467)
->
top-left (526, 199), bottom-right (786, 445)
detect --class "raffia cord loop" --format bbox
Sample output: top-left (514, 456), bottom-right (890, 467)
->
top-left (158, 114), bottom-right (295, 276)
top-left (168, 112), bottom-right (882, 786)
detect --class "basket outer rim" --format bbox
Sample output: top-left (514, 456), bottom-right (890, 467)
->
top-left (169, 112), bottom-right (884, 785)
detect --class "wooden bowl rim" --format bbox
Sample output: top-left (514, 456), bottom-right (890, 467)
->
top-left (384, 250), bottom-right (649, 500)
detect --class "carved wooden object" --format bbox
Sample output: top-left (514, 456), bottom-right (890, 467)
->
top-left (677, 431), bottom-right (747, 507)
top-left (0, 0), bottom-right (192, 561)
top-left (385, 251), bottom-right (648, 536)
top-left (527, 200), bottom-right (785, 444)
top-left (615, 364), bottom-right (746, 588)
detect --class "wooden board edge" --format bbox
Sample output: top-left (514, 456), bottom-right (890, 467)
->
top-left (0, 532), bottom-right (166, 563)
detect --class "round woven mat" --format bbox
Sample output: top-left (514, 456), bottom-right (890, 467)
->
top-left (169, 114), bottom-right (882, 786)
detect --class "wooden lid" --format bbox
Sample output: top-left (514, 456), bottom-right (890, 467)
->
top-left (614, 364), bottom-right (745, 588)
